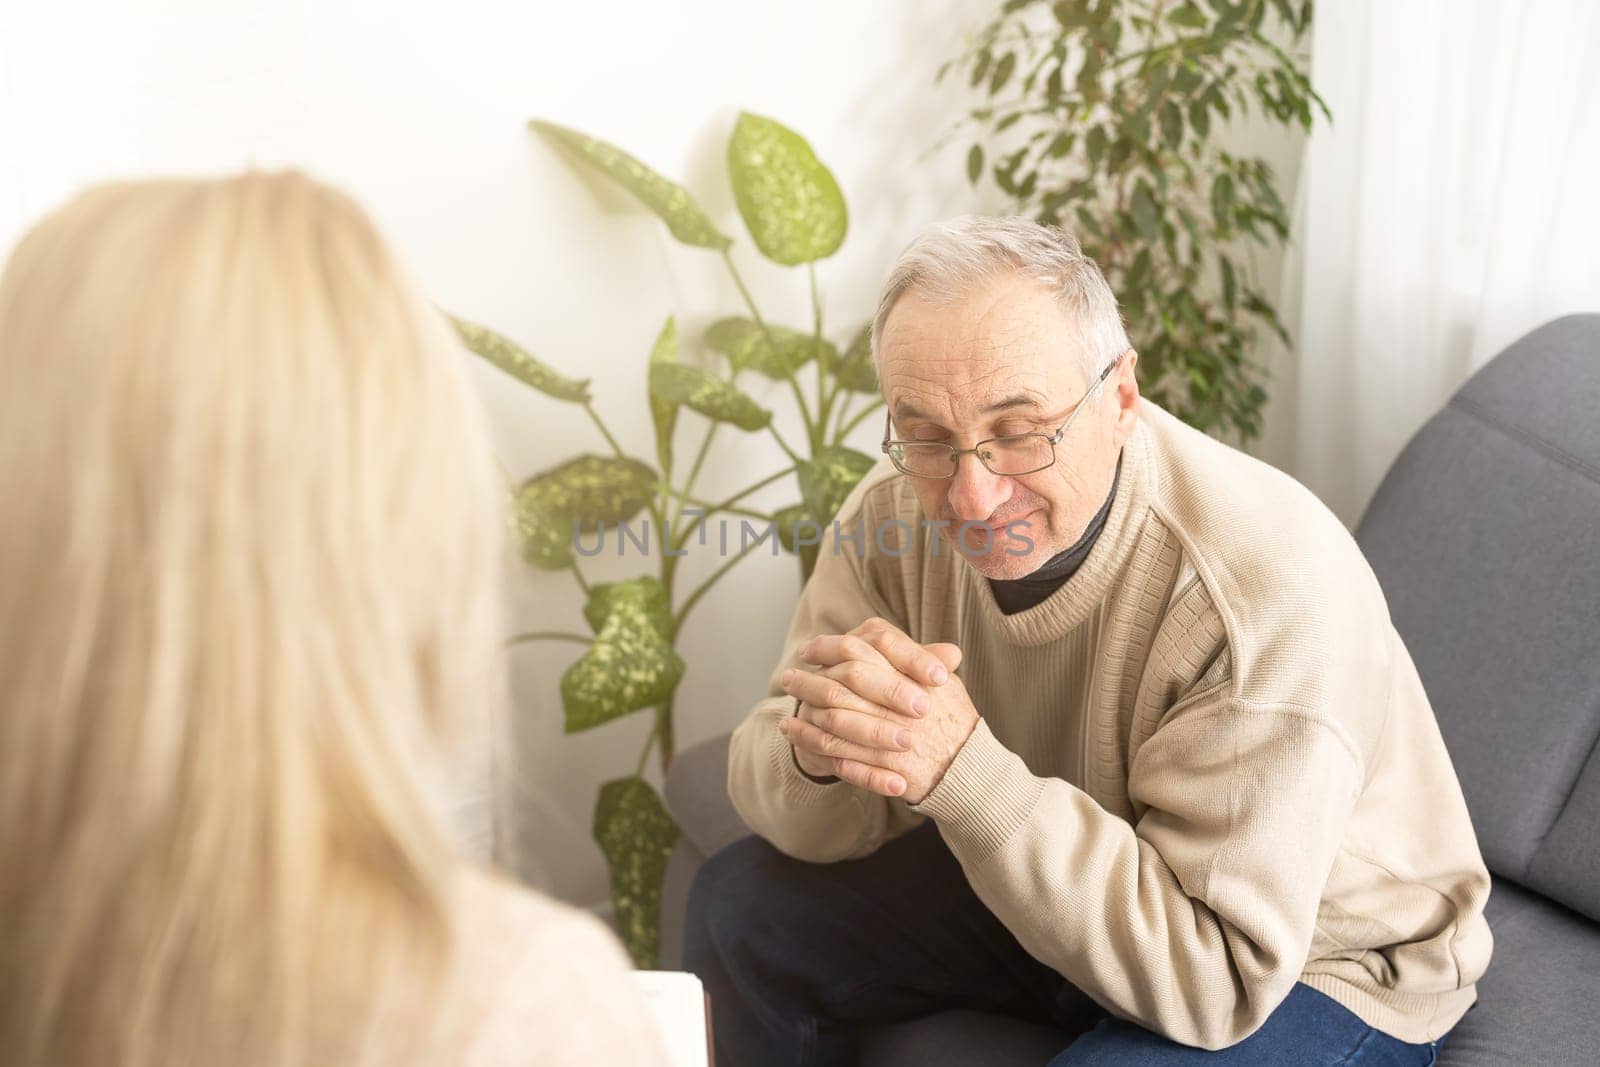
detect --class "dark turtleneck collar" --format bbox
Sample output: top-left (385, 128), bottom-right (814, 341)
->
top-left (987, 455), bottom-right (1123, 616)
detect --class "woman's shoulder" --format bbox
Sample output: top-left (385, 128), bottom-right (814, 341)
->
top-left (457, 867), bottom-right (614, 950)
top-left (445, 867), bottom-right (668, 1066)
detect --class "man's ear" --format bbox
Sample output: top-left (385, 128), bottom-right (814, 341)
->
top-left (1112, 349), bottom-right (1141, 445)
top-left (924, 642), bottom-right (964, 676)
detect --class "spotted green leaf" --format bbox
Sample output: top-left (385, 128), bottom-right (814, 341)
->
top-left (531, 119), bottom-right (732, 251)
top-left (593, 777), bottom-right (679, 968)
top-left (797, 445), bottom-right (876, 523)
top-left (449, 314), bottom-right (591, 403)
top-left (726, 111), bottom-right (847, 266)
top-left (648, 363), bottom-right (772, 431)
top-left (513, 497), bottom-right (575, 571)
top-left (825, 325), bottom-right (879, 393)
top-left (562, 585), bottom-right (686, 732)
top-left (648, 317), bottom-right (679, 474)
top-left (582, 576), bottom-right (672, 641)
top-left (704, 316), bottom-right (831, 379)
top-left (515, 455), bottom-right (658, 570)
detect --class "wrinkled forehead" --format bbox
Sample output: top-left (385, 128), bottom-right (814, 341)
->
top-left (875, 279), bottom-right (1089, 421)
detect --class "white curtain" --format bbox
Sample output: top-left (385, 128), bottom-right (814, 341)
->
top-left (1285, 0), bottom-right (1600, 525)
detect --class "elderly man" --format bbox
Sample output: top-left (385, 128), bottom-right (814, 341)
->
top-left (683, 216), bottom-right (1491, 1066)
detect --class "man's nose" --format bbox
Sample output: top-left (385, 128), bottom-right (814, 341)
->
top-left (946, 452), bottom-right (1013, 522)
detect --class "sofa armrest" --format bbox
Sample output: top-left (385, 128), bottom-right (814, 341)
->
top-left (664, 732), bottom-right (750, 857)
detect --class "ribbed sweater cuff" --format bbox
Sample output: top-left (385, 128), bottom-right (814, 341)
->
top-left (763, 699), bottom-right (852, 808)
top-left (910, 719), bottom-right (1047, 864)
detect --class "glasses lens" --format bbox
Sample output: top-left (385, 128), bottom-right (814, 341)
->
top-left (890, 443), bottom-right (957, 478)
top-left (982, 434), bottom-right (1056, 475)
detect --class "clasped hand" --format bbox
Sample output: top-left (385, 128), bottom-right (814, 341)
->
top-left (777, 617), bottom-right (978, 804)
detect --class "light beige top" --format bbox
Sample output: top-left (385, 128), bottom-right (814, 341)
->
top-left (422, 871), bottom-right (669, 1066)
top-left (728, 399), bottom-right (1493, 1050)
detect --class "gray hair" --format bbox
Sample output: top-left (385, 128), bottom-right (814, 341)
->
top-left (871, 215), bottom-right (1130, 380)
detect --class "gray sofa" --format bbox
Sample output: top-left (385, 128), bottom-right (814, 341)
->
top-left (659, 315), bottom-right (1600, 1064)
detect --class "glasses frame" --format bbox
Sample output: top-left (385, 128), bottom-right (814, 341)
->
top-left (880, 355), bottom-right (1120, 480)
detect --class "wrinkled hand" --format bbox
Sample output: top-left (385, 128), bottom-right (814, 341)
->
top-left (777, 617), bottom-right (979, 804)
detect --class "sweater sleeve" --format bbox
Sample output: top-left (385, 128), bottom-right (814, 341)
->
top-left (910, 691), bottom-right (1365, 1050)
top-left (726, 506), bottom-right (926, 863)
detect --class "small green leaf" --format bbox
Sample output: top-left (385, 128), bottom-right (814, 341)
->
top-left (449, 315), bottom-right (591, 403)
top-left (1075, 204), bottom-right (1104, 240)
top-left (989, 52), bottom-right (1017, 95)
top-left (648, 363), bottom-right (772, 431)
top-left (727, 111), bottom-right (847, 265)
top-left (1045, 62), bottom-right (1064, 100)
top-left (1086, 126), bottom-right (1108, 166)
top-left (1167, 1), bottom-right (1208, 28)
top-left (827, 325), bottom-right (879, 393)
top-left (971, 48), bottom-right (993, 89)
top-left (531, 120), bottom-right (731, 251)
top-left (1160, 100), bottom-right (1185, 149)
top-left (593, 777), bottom-right (679, 968)
top-left (704, 317), bottom-right (828, 379)
top-left (563, 589), bottom-right (685, 732)
top-left (797, 446), bottom-right (875, 523)
top-left (1211, 172), bottom-right (1236, 229)
top-left (967, 144), bottom-right (985, 185)
top-left (648, 317), bottom-right (679, 474)
top-left (1130, 180), bottom-right (1160, 241)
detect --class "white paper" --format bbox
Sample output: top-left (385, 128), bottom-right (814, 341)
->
top-left (631, 970), bottom-right (710, 1067)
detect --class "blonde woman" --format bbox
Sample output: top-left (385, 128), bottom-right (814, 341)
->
top-left (0, 173), bottom-right (666, 1067)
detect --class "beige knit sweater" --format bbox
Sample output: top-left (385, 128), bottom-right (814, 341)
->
top-left (728, 399), bottom-right (1492, 1050)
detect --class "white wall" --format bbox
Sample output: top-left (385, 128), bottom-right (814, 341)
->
top-left (1, 1), bottom-right (1311, 910)
top-left (0, 0), bottom-right (1019, 908)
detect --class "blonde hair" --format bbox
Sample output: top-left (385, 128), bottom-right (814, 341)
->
top-left (0, 172), bottom-right (506, 1066)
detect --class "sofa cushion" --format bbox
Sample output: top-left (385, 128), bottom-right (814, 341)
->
top-left (1437, 877), bottom-right (1600, 1064)
top-left (662, 733), bottom-right (750, 859)
top-left (1355, 314), bottom-right (1600, 919)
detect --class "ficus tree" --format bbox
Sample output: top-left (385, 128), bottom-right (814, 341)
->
top-left (944, 0), bottom-right (1327, 441)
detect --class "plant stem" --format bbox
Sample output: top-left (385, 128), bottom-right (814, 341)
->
top-left (506, 630), bottom-right (593, 646)
top-left (672, 537), bottom-right (766, 635)
top-left (808, 263), bottom-right (828, 453)
top-left (569, 556), bottom-right (591, 595)
top-left (673, 423), bottom-right (720, 531)
top-left (835, 397), bottom-right (886, 441)
top-left (670, 464), bottom-right (797, 552)
top-left (830, 389), bottom-right (856, 443)
top-left (718, 464), bottom-right (798, 509)
top-left (679, 496), bottom-right (771, 522)
top-left (584, 402), bottom-right (627, 460)
top-left (634, 717), bottom-right (658, 777)
top-left (720, 249), bottom-right (815, 436)
top-left (656, 698), bottom-right (675, 770)
top-left (768, 424), bottom-right (803, 463)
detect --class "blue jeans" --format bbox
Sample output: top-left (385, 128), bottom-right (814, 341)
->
top-left (683, 822), bottom-right (1446, 1066)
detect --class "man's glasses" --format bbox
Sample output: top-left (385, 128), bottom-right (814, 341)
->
top-left (880, 356), bottom-right (1119, 480)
